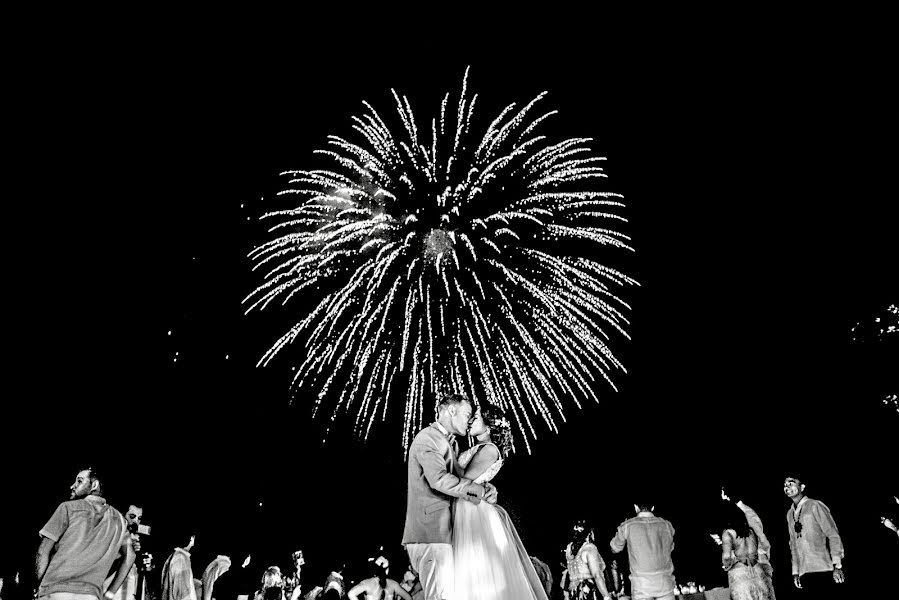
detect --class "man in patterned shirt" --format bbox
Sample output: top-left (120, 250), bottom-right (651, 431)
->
top-left (784, 475), bottom-right (845, 598)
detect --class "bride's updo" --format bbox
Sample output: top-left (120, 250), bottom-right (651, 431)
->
top-left (479, 403), bottom-right (514, 457)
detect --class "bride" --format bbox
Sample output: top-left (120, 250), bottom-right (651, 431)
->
top-left (453, 403), bottom-right (548, 600)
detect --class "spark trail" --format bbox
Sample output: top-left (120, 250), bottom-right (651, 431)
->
top-left (245, 68), bottom-right (638, 452)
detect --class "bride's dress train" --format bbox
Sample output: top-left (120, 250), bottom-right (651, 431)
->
top-left (452, 443), bottom-right (548, 600)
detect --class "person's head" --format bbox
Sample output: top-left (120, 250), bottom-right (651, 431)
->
top-left (322, 571), bottom-right (343, 598)
top-left (126, 505), bottom-right (144, 526)
top-left (570, 519), bottom-right (594, 549)
top-left (292, 550), bottom-right (304, 570)
top-left (367, 547), bottom-right (388, 575)
top-left (368, 556), bottom-right (388, 589)
top-left (633, 502), bottom-right (654, 515)
top-left (166, 516), bottom-right (197, 553)
top-left (70, 467), bottom-right (102, 499)
top-left (436, 393), bottom-right (473, 436)
top-left (717, 499), bottom-right (752, 539)
top-left (783, 475), bottom-right (806, 501)
top-left (469, 403), bottom-right (514, 456)
top-left (261, 566), bottom-right (283, 590)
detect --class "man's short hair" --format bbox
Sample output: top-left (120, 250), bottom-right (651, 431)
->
top-left (784, 473), bottom-right (806, 485)
top-left (80, 466), bottom-right (104, 496)
top-left (635, 502), bottom-right (653, 512)
top-left (436, 392), bottom-right (470, 414)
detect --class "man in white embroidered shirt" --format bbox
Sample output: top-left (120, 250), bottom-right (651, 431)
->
top-left (784, 475), bottom-right (845, 598)
top-left (610, 502), bottom-right (676, 600)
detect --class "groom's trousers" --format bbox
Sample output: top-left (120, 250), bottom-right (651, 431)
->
top-left (406, 542), bottom-right (454, 600)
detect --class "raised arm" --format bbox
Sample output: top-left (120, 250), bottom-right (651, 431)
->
top-left (737, 501), bottom-right (771, 558)
top-left (721, 529), bottom-right (735, 570)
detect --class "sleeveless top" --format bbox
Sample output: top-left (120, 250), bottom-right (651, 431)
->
top-left (724, 528), bottom-right (760, 568)
top-left (567, 542), bottom-right (605, 585)
top-left (458, 442), bottom-right (504, 484)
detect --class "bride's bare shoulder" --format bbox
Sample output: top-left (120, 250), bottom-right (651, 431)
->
top-left (477, 443), bottom-right (501, 461)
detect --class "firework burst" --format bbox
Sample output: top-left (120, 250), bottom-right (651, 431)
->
top-left (245, 67), bottom-right (638, 451)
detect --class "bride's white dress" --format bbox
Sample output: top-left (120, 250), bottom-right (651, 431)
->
top-left (453, 443), bottom-right (548, 600)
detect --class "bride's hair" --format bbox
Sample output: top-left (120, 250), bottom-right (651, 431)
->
top-left (479, 403), bottom-right (514, 457)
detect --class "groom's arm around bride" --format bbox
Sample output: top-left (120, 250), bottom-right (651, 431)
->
top-left (402, 393), bottom-right (495, 600)
top-left (402, 423), bottom-right (491, 547)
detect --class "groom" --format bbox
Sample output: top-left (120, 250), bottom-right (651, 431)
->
top-left (402, 392), bottom-right (498, 600)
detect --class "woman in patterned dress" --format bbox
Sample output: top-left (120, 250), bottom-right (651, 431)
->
top-left (562, 521), bottom-right (612, 600)
top-left (720, 501), bottom-right (775, 600)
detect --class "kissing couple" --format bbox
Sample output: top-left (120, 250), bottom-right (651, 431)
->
top-left (402, 393), bottom-right (548, 600)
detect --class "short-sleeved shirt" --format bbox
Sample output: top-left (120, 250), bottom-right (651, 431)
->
top-left (38, 497), bottom-right (129, 599)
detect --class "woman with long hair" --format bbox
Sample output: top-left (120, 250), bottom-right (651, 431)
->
top-left (562, 521), bottom-right (612, 600)
top-left (452, 403), bottom-right (548, 600)
top-left (719, 500), bottom-right (775, 600)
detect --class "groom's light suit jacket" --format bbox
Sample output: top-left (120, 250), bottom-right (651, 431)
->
top-left (402, 423), bottom-right (485, 545)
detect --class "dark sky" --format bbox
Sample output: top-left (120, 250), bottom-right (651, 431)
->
top-left (4, 26), bottom-right (897, 597)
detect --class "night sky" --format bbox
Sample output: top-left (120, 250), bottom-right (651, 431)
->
top-left (4, 25), bottom-right (897, 599)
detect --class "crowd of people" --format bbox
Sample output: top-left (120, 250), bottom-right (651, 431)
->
top-left (397, 393), bottom-right (897, 600)
top-left (7, 394), bottom-right (898, 600)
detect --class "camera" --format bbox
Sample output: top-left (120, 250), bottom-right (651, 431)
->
top-left (128, 523), bottom-right (152, 536)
